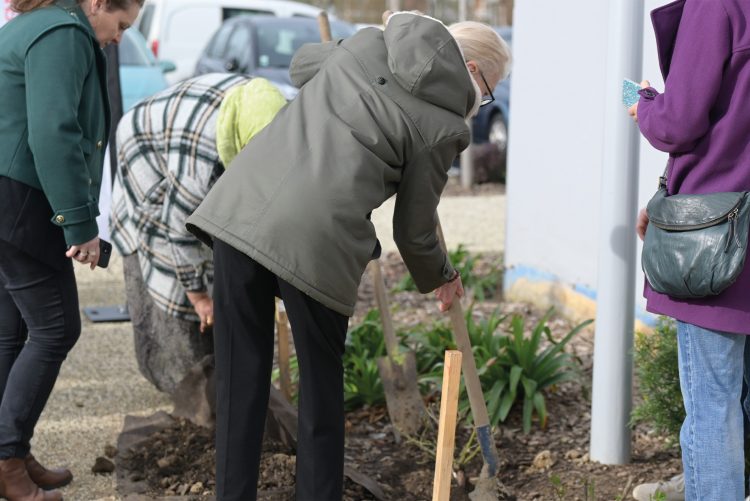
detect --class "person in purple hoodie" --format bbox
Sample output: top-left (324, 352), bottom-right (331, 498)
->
top-left (627, 0), bottom-right (750, 500)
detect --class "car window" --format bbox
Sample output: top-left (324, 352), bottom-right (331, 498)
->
top-left (119, 30), bottom-right (154, 66)
top-left (255, 21), bottom-right (355, 69)
top-left (224, 25), bottom-right (252, 69)
top-left (137, 4), bottom-right (155, 39)
top-left (223, 8), bottom-right (272, 20)
top-left (206, 23), bottom-right (235, 58)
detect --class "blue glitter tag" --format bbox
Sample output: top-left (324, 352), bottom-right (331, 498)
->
top-left (622, 78), bottom-right (642, 108)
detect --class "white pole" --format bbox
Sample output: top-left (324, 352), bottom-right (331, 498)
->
top-left (589, 0), bottom-right (644, 464)
top-left (459, 0), bottom-right (474, 188)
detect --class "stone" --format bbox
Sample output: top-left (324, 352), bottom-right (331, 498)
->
top-left (122, 254), bottom-right (214, 395)
top-left (92, 457), bottom-right (115, 474)
top-left (531, 450), bottom-right (557, 470)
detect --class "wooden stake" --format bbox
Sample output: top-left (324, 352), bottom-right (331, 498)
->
top-left (432, 350), bottom-right (463, 501)
top-left (318, 11), bottom-right (332, 42)
top-left (276, 300), bottom-right (292, 402)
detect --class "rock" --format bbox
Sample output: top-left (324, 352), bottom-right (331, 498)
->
top-left (565, 449), bottom-right (582, 460)
top-left (190, 482), bottom-right (204, 494)
top-left (92, 456), bottom-right (115, 474)
top-left (123, 254), bottom-right (213, 395)
top-left (172, 355), bottom-right (216, 428)
top-left (531, 450), bottom-right (557, 470)
top-left (157, 455), bottom-right (176, 470)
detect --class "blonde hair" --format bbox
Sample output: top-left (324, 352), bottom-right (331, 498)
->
top-left (448, 21), bottom-right (512, 83)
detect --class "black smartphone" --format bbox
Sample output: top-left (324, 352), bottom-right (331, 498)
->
top-left (97, 238), bottom-right (112, 268)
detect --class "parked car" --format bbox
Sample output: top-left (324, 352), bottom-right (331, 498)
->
top-left (194, 16), bottom-right (357, 99)
top-left (468, 26), bottom-right (512, 181)
top-left (135, 0), bottom-right (328, 84)
top-left (119, 28), bottom-right (174, 111)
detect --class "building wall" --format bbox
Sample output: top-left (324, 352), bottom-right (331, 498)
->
top-left (504, 0), bottom-right (669, 329)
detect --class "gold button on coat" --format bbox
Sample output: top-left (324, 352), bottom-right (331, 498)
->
top-left (55, 215), bottom-right (65, 224)
top-left (96, 140), bottom-right (103, 149)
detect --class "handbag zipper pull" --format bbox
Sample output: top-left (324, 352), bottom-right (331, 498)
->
top-left (726, 208), bottom-right (740, 252)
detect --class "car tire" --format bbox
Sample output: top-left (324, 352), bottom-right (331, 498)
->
top-left (488, 113), bottom-right (508, 155)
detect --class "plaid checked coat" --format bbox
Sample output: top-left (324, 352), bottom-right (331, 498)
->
top-left (110, 73), bottom-right (250, 320)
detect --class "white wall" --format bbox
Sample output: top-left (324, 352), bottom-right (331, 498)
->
top-left (505, 0), bottom-right (669, 325)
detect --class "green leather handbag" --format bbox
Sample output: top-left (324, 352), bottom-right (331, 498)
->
top-left (642, 174), bottom-right (750, 298)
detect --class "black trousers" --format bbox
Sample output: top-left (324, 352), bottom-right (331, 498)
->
top-left (212, 240), bottom-right (349, 501)
top-left (0, 239), bottom-right (81, 458)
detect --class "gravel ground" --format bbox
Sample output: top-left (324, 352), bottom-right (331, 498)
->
top-left (32, 190), bottom-right (506, 500)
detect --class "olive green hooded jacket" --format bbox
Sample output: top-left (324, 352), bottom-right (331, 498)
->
top-left (187, 12), bottom-right (475, 316)
top-left (0, 0), bottom-right (110, 246)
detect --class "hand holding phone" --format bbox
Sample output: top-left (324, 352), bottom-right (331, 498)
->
top-left (66, 238), bottom-right (112, 269)
top-left (622, 78), bottom-right (642, 108)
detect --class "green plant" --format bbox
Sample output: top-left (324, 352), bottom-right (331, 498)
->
top-left (410, 306), bottom-right (587, 433)
top-left (651, 491), bottom-right (667, 501)
top-left (549, 473), bottom-right (566, 500)
top-left (392, 245), bottom-right (502, 300)
top-left (630, 317), bottom-right (683, 446)
top-left (408, 322), bottom-right (456, 391)
top-left (342, 309), bottom-right (388, 410)
top-left (494, 309), bottom-right (591, 433)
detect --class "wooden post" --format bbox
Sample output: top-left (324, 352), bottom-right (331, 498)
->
top-left (432, 350), bottom-right (463, 501)
top-left (276, 300), bottom-right (292, 402)
top-left (317, 11), bottom-right (332, 42)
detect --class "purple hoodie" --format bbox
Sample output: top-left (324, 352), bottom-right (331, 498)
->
top-left (638, 0), bottom-right (750, 334)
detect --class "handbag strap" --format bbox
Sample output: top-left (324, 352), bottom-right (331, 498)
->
top-left (658, 163), bottom-right (668, 191)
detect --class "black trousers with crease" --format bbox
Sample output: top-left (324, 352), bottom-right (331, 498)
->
top-left (212, 239), bottom-right (349, 501)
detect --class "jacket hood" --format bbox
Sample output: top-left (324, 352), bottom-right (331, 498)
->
top-left (383, 13), bottom-right (477, 117)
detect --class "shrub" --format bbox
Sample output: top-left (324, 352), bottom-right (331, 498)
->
top-left (631, 318), bottom-right (683, 445)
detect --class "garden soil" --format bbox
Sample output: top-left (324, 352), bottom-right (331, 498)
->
top-left (113, 252), bottom-right (681, 501)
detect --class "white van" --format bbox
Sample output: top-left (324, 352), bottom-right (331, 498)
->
top-left (135, 0), bottom-right (326, 83)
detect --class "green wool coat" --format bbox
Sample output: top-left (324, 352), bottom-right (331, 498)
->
top-left (0, 0), bottom-right (110, 246)
top-left (187, 13), bottom-right (475, 316)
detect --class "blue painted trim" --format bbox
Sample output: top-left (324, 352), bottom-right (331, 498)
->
top-left (504, 265), bottom-right (657, 326)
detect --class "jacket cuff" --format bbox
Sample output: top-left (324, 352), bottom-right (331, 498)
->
top-left (638, 87), bottom-right (659, 100)
top-left (414, 258), bottom-right (456, 293)
top-left (51, 201), bottom-right (99, 227)
top-left (181, 275), bottom-right (206, 293)
top-left (51, 202), bottom-right (100, 246)
top-left (61, 220), bottom-right (99, 247)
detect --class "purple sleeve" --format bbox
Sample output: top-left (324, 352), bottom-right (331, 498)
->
top-left (637, 0), bottom-right (730, 153)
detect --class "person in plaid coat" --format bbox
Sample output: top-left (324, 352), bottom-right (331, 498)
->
top-left (110, 73), bottom-right (286, 395)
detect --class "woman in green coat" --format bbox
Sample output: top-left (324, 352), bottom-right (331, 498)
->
top-left (187, 11), bottom-right (511, 501)
top-left (0, 0), bottom-right (141, 498)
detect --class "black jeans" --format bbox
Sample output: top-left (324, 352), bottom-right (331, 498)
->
top-left (212, 239), bottom-right (349, 501)
top-left (0, 239), bottom-right (81, 458)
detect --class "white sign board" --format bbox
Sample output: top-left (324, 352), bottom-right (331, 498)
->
top-left (1, 0), bottom-right (17, 28)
